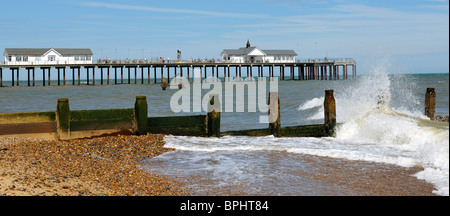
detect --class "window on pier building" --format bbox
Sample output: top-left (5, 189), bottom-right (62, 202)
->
top-left (48, 55), bottom-right (55, 61)
top-left (16, 56), bottom-right (22, 61)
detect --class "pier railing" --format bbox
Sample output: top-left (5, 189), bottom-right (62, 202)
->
top-left (96, 58), bottom-right (219, 64)
top-left (297, 58), bottom-right (356, 63)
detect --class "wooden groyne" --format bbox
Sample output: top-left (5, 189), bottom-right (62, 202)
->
top-left (0, 91), bottom-right (336, 139)
top-left (0, 60), bottom-right (356, 87)
top-left (222, 90), bottom-right (336, 137)
top-left (0, 95), bottom-right (222, 139)
top-left (1, 88), bottom-right (445, 139)
top-left (425, 88), bottom-right (449, 122)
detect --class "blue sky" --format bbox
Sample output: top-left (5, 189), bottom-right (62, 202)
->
top-left (1, 0), bottom-right (448, 74)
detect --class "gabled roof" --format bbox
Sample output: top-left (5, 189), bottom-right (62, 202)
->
top-left (222, 47), bottom-right (297, 56)
top-left (263, 49), bottom-right (297, 56)
top-left (4, 48), bottom-right (93, 56)
top-left (4, 48), bottom-right (49, 56)
top-left (222, 46), bottom-right (261, 55)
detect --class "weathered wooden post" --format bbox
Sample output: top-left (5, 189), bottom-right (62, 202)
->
top-left (207, 94), bottom-right (221, 137)
top-left (324, 90), bottom-right (336, 137)
top-left (57, 67), bottom-right (60, 85)
top-left (134, 96), bottom-right (148, 135)
top-left (425, 88), bottom-right (436, 120)
top-left (268, 92), bottom-right (281, 137)
top-left (56, 98), bottom-right (70, 140)
top-left (161, 77), bottom-right (168, 90)
top-left (32, 67), bottom-right (35, 86)
top-left (63, 67), bottom-right (66, 85)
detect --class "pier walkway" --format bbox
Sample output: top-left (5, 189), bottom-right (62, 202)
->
top-left (0, 59), bottom-right (356, 87)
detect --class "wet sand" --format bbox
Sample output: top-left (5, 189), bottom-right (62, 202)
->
top-left (170, 152), bottom-right (437, 196)
top-left (1, 134), bottom-right (437, 196)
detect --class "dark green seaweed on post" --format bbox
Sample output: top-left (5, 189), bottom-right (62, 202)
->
top-left (56, 98), bottom-right (70, 140)
top-left (134, 96), bottom-right (148, 135)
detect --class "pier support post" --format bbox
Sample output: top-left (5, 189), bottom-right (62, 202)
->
top-left (93, 67), bottom-right (95, 85)
top-left (121, 67), bottom-right (124, 84)
top-left (425, 88), bottom-right (436, 120)
top-left (115, 67), bottom-right (118, 84)
top-left (128, 67), bottom-right (131, 84)
top-left (134, 96), bottom-right (148, 135)
top-left (300, 65), bottom-right (304, 80)
top-left (0, 68), bottom-right (2, 87)
top-left (48, 68), bottom-right (51, 86)
top-left (86, 67), bottom-right (89, 85)
top-left (42, 68), bottom-right (45, 86)
top-left (135, 67), bottom-right (137, 84)
top-left (107, 67), bottom-right (110, 85)
top-left (160, 67), bottom-right (163, 83)
top-left (71, 67), bottom-right (75, 85)
top-left (57, 67), bottom-right (60, 85)
top-left (142, 67), bottom-right (145, 84)
top-left (27, 68), bottom-right (30, 86)
top-left (100, 67), bottom-right (103, 85)
top-left (32, 68), bottom-right (35, 86)
top-left (154, 66), bottom-right (157, 84)
top-left (239, 65), bottom-right (242, 78)
top-left (56, 98), bottom-right (70, 140)
top-left (16, 68), bottom-right (19, 86)
top-left (147, 67), bottom-right (151, 84)
top-left (63, 67), bottom-right (65, 85)
top-left (168, 66), bottom-right (170, 82)
top-left (207, 94), bottom-right (221, 137)
top-left (187, 66), bottom-right (191, 81)
top-left (268, 92), bottom-right (280, 137)
top-left (324, 90), bottom-right (336, 137)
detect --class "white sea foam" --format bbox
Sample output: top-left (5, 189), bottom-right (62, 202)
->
top-left (162, 61), bottom-right (449, 196)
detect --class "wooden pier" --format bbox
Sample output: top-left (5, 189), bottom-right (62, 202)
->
top-left (0, 60), bottom-right (356, 87)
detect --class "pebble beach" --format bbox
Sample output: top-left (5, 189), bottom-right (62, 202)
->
top-left (1, 133), bottom-right (437, 196)
top-left (0, 134), bottom-right (189, 196)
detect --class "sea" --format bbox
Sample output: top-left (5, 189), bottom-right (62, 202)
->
top-left (0, 65), bottom-right (448, 196)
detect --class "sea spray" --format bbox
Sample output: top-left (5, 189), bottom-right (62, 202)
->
top-left (330, 62), bottom-right (449, 195)
top-left (295, 59), bottom-right (449, 195)
top-left (161, 69), bottom-right (449, 195)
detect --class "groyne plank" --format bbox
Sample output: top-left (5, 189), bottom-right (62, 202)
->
top-left (0, 122), bottom-right (56, 135)
top-left (0, 111), bottom-right (55, 124)
top-left (279, 124), bottom-right (325, 137)
top-left (148, 115), bottom-right (207, 136)
top-left (69, 109), bottom-right (134, 132)
top-left (220, 128), bottom-right (270, 137)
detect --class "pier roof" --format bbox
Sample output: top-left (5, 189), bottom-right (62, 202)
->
top-left (222, 46), bottom-right (297, 56)
top-left (4, 48), bottom-right (93, 56)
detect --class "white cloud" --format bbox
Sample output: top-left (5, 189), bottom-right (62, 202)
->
top-left (80, 2), bottom-right (269, 19)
